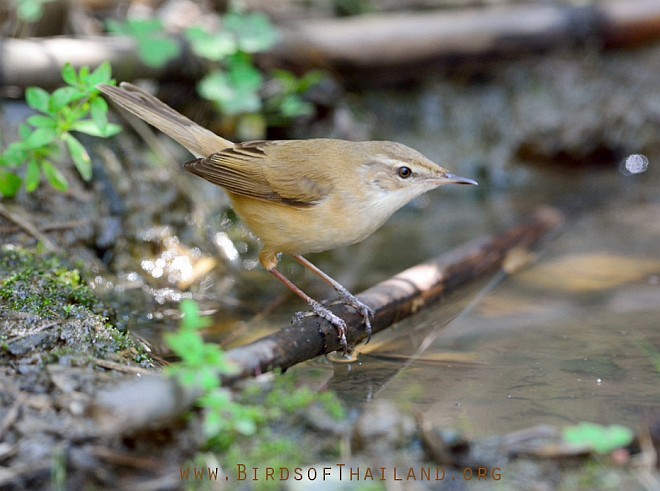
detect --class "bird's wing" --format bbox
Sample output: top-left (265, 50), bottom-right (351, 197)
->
top-left (183, 141), bottom-right (328, 207)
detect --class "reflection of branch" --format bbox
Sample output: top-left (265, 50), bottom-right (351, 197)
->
top-left (91, 207), bottom-right (564, 433)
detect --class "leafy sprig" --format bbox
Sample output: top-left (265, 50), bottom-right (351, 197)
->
top-left (165, 300), bottom-right (258, 440)
top-left (0, 62), bottom-right (121, 197)
top-left (107, 8), bottom-right (321, 136)
top-left (166, 300), bottom-right (346, 449)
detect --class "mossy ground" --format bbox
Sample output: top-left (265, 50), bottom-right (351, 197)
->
top-left (0, 245), bottom-right (149, 363)
top-left (0, 246), bottom-right (103, 318)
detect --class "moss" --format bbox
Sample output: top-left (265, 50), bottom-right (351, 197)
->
top-left (0, 247), bottom-right (106, 319)
top-left (0, 246), bottom-right (152, 366)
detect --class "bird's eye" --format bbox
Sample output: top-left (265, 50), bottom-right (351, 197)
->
top-left (397, 166), bottom-right (412, 179)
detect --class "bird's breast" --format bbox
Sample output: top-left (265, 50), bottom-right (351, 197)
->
top-left (228, 191), bottom-right (394, 256)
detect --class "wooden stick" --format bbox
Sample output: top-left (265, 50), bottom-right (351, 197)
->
top-left (91, 207), bottom-right (564, 433)
top-left (0, 203), bottom-right (60, 252)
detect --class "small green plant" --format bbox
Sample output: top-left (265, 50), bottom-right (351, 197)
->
top-left (187, 9), bottom-right (321, 131)
top-left (166, 300), bottom-right (346, 451)
top-left (563, 422), bottom-right (634, 454)
top-left (165, 300), bottom-right (263, 443)
top-left (263, 70), bottom-right (324, 127)
top-left (105, 19), bottom-right (180, 69)
top-left (0, 62), bottom-right (121, 197)
top-left (107, 8), bottom-right (322, 137)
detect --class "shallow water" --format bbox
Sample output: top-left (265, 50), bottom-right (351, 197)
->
top-left (283, 150), bottom-right (660, 436)
top-left (121, 49), bottom-right (660, 436)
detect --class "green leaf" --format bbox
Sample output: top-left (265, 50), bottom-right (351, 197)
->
top-left (139, 37), bottom-right (181, 68)
top-left (90, 97), bottom-right (108, 131)
top-left (61, 63), bottom-right (78, 86)
top-left (25, 87), bottom-right (51, 113)
top-left (279, 95), bottom-right (314, 118)
top-left (271, 69), bottom-right (298, 91)
top-left (2, 142), bottom-right (28, 168)
top-left (17, 0), bottom-right (53, 23)
top-left (198, 68), bottom-right (262, 115)
top-left (87, 61), bottom-right (113, 87)
top-left (24, 127), bottom-right (57, 149)
top-left (25, 160), bottom-right (41, 192)
top-left (298, 70), bottom-right (324, 92)
top-left (18, 123), bottom-right (32, 140)
top-left (186, 27), bottom-right (237, 61)
top-left (27, 114), bottom-right (57, 129)
top-left (63, 103), bottom-right (87, 125)
top-left (41, 160), bottom-right (69, 192)
top-left (0, 169), bottom-right (22, 198)
top-left (180, 299), bottom-right (212, 331)
top-left (197, 71), bottom-right (231, 104)
top-left (563, 423), bottom-right (634, 454)
top-left (228, 54), bottom-right (263, 90)
top-left (198, 55), bottom-right (265, 115)
top-left (224, 12), bottom-right (279, 53)
top-left (71, 120), bottom-right (122, 138)
top-left (63, 134), bottom-right (92, 181)
top-left (127, 19), bottom-right (165, 37)
top-left (105, 20), bottom-right (179, 67)
top-left (78, 65), bottom-right (90, 83)
top-left (49, 86), bottom-right (83, 112)
top-left (166, 331), bottom-right (205, 362)
top-left (105, 19), bottom-right (128, 35)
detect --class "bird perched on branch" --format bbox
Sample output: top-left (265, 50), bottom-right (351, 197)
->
top-left (98, 82), bottom-right (477, 351)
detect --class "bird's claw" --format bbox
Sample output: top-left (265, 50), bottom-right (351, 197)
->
top-left (294, 296), bottom-right (374, 351)
top-left (294, 303), bottom-right (348, 352)
top-left (340, 296), bottom-right (374, 343)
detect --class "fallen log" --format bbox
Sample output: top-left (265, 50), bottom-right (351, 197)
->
top-left (0, 36), bottom-right (199, 89)
top-left (91, 206), bottom-right (564, 433)
top-left (271, 0), bottom-right (660, 83)
top-left (2, 0), bottom-right (660, 89)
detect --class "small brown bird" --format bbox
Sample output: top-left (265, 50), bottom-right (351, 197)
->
top-left (98, 82), bottom-right (477, 350)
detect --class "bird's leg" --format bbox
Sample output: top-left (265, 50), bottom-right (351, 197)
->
top-left (268, 267), bottom-right (348, 351)
top-left (293, 255), bottom-right (374, 341)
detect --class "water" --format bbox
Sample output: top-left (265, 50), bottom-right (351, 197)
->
top-left (282, 156), bottom-right (660, 436)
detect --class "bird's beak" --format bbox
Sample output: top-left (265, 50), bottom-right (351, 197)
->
top-left (433, 173), bottom-right (478, 186)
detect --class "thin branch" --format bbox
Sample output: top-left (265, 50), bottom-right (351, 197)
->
top-left (0, 219), bottom-right (90, 234)
top-left (0, 202), bottom-right (60, 252)
top-left (93, 359), bottom-right (155, 376)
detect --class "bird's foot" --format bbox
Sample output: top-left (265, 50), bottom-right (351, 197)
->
top-left (335, 293), bottom-right (375, 343)
top-left (293, 301), bottom-right (348, 352)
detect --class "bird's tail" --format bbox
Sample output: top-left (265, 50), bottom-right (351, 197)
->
top-left (98, 82), bottom-right (233, 157)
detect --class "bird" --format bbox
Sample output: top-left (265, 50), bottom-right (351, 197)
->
top-left (98, 82), bottom-right (477, 351)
